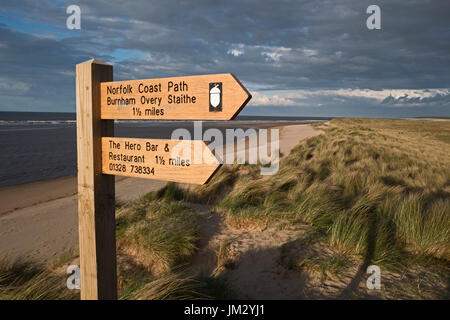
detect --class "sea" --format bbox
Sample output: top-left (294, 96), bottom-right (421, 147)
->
top-left (0, 112), bottom-right (331, 188)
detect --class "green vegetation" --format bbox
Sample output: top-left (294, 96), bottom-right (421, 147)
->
top-left (192, 119), bottom-right (450, 270)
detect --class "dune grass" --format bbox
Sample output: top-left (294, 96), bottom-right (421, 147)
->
top-left (114, 182), bottom-right (236, 299)
top-left (119, 267), bottom-right (234, 300)
top-left (116, 183), bottom-right (200, 275)
top-left (191, 119), bottom-right (450, 269)
top-left (0, 258), bottom-right (78, 300)
top-left (0, 257), bottom-right (228, 300)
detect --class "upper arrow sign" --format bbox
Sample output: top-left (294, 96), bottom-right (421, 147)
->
top-left (100, 73), bottom-right (251, 120)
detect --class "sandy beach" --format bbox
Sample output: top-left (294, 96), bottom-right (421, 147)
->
top-left (0, 123), bottom-right (322, 264)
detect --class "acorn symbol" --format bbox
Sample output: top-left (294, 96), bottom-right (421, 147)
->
top-left (209, 82), bottom-right (222, 112)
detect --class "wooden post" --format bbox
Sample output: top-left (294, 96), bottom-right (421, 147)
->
top-left (76, 59), bottom-right (117, 300)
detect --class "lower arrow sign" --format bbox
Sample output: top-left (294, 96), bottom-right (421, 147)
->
top-left (101, 137), bottom-right (220, 184)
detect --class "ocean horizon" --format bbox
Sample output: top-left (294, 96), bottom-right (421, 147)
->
top-left (0, 111), bottom-right (331, 188)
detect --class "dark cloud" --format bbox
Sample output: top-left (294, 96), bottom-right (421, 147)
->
top-left (0, 0), bottom-right (449, 115)
top-left (382, 92), bottom-right (450, 106)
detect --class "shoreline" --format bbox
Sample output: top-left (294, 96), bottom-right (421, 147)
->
top-left (0, 120), bottom-right (314, 189)
top-left (0, 175), bottom-right (134, 216)
top-left (0, 121), bottom-right (312, 215)
top-left (0, 123), bottom-right (323, 263)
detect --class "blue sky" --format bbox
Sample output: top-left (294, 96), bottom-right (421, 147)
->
top-left (0, 0), bottom-right (449, 117)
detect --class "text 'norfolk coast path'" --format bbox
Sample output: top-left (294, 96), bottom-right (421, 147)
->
top-left (100, 73), bottom-right (252, 120)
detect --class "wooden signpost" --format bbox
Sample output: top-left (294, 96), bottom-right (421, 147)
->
top-left (75, 59), bottom-right (251, 299)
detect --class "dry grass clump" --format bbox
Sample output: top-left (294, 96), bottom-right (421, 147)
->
top-left (116, 183), bottom-right (199, 275)
top-left (212, 241), bottom-right (238, 276)
top-left (297, 255), bottom-right (349, 281)
top-left (0, 258), bottom-right (78, 300)
top-left (119, 267), bottom-right (210, 300)
top-left (384, 194), bottom-right (449, 259)
top-left (185, 163), bottom-right (259, 204)
top-left (0, 255), bottom-right (223, 300)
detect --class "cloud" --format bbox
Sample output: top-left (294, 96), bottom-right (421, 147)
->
top-left (382, 90), bottom-right (450, 106)
top-left (227, 48), bottom-right (244, 57)
top-left (298, 88), bottom-right (450, 103)
top-left (0, 77), bottom-right (31, 92)
top-left (247, 88), bottom-right (450, 110)
top-left (249, 91), bottom-right (299, 107)
top-left (261, 46), bottom-right (292, 62)
top-left (0, 0), bottom-right (449, 116)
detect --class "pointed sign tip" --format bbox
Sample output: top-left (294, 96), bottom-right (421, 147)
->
top-left (77, 58), bottom-right (112, 67)
top-left (200, 163), bottom-right (223, 185)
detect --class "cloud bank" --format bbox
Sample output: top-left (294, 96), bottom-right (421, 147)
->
top-left (0, 0), bottom-right (448, 117)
